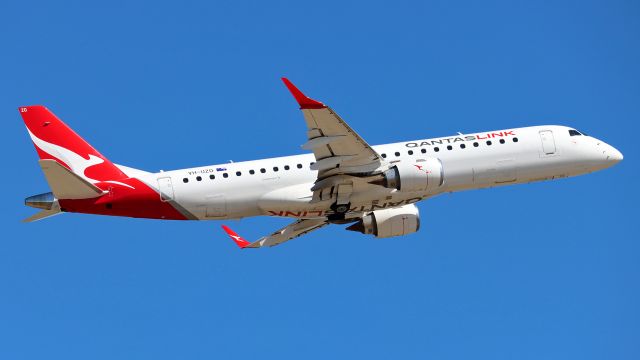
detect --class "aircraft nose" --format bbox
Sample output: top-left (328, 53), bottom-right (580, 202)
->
top-left (604, 144), bottom-right (623, 164)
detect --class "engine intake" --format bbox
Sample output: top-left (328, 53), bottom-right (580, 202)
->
top-left (346, 204), bottom-right (420, 238)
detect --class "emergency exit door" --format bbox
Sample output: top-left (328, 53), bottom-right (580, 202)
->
top-left (539, 130), bottom-right (556, 155)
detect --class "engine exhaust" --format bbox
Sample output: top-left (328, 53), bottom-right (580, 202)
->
top-left (25, 192), bottom-right (57, 210)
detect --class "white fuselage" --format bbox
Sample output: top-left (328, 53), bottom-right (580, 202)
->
top-left (131, 125), bottom-right (621, 221)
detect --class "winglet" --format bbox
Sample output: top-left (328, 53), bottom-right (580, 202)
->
top-left (281, 78), bottom-right (326, 109)
top-left (222, 225), bottom-right (252, 249)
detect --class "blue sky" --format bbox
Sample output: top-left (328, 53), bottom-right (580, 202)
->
top-left (1, 0), bottom-right (639, 358)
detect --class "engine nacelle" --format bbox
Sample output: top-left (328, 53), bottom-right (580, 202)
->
top-left (378, 158), bottom-right (444, 193)
top-left (346, 204), bottom-right (420, 238)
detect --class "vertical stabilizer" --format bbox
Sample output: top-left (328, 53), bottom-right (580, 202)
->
top-left (19, 105), bottom-right (127, 183)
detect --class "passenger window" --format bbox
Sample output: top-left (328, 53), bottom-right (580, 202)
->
top-left (460, 144), bottom-right (466, 149)
top-left (513, 137), bottom-right (519, 143)
top-left (284, 165), bottom-right (290, 170)
top-left (486, 140), bottom-right (492, 146)
top-left (223, 173), bottom-right (229, 178)
top-left (209, 174), bottom-right (215, 180)
top-left (408, 150), bottom-right (413, 155)
top-left (395, 151), bottom-right (400, 157)
top-left (196, 176), bottom-right (202, 181)
top-left (183, 178), bottom-right (188, 183)
top-left (273, 166), bottom-right (279, 172)
top-left (297, 164), bottom-right (303, 169)
top-left (236, 171), bottom-right (241, 176)
top-left (249, 170), bottom-right (255, 175)
top-left (499, 139), bottom-right (505, 144)
top-left (421, 149), bottom-right (426, 154)
top-left (434, 147), bottom-right (440, 152)
top-left (381, 153), bottom-right (387, 158)
top-left (260, 168), bottom-right (266, 173)
top-left (473, 142), bottom-right (479, 147)
top-left (446, 145), bottom-right (453, 150)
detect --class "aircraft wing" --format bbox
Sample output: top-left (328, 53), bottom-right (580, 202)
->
top-left (222, 218), bottom-right (328, 248)
top-left (282, 78), bottom-right (384, 177)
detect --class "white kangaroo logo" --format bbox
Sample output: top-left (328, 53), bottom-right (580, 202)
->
top-left (28, 129), bottom-right (105, 182)
top-left (26, 129), bottom-right (135, 190)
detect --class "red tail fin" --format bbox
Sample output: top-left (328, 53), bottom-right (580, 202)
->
top-left (19, 106), bottom-right (127, 182)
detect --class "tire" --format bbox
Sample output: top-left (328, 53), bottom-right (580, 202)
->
top-left (331, 202), bottom-right (351, 214)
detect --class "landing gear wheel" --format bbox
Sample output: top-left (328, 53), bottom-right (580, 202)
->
top-left (334, 204), bottom-right (349, 213)
top-left (331, 202), bottom-right (351, 215)
top-left (328, 202), bottom-right (350, 222)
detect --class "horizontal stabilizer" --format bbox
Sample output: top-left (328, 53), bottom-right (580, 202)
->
top-left (23, 202), bottom-right (62, 222)
top-left (39, 159), bottom-right (105, 199)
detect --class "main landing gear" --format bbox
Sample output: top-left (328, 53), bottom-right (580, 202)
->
top-left (328, 202), bottom-right (351, 222)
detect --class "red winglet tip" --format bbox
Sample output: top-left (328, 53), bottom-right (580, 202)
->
top-left (221, 225), bottom-right (251, 249)
top-left (281, 77), bottom-right (325, 109)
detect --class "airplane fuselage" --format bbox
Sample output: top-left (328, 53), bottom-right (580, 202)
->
top-left (20, 79), bottom-right (624, 246)
top-left (54, 124), bottom-right (620, 221)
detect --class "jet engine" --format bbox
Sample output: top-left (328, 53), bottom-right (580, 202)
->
top-left (346, 204), bottom-right (420, 238)
top-left (373, 158), bottom-right (444, 193)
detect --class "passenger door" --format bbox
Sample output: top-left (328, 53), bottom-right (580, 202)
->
top-left (539, 130), bottom-right (556, 155)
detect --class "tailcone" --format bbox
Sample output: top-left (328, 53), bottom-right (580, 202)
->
top-left (25, 192), bottom-right (57, 210)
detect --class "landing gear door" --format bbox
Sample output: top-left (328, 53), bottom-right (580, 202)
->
top-left (157, 177), bottom-right (175, 201)
top-left (539, 130), bottom-right (557, 155)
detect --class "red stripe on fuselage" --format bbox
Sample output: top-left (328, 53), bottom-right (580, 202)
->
top-left (59, 178), bottom-right (188, 220)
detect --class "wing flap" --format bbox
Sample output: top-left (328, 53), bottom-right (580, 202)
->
top-left (310, 155), bottom-right (358, 171)
top-left (22, 202), bottom-right (62, 222)
top-left (301, 135), bottom-right (346, 150)
top-left (300, 107), bottom-right (381, 165)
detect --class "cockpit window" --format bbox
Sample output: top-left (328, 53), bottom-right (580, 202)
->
top-left (569, 129), bottom-right (583, 136)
